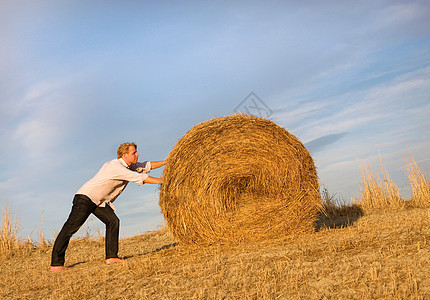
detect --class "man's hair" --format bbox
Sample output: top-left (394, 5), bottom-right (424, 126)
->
top-left (117, 142), bottom-right (137, 159)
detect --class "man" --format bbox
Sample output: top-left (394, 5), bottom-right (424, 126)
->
top-left (50, 142), bottom-right (167, 272)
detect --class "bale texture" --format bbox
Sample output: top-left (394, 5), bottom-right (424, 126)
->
top-left (159, 114), bottom-right (321, 245)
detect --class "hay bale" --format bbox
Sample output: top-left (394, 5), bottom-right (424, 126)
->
top-left (159, 114), bottom-right (321, 245)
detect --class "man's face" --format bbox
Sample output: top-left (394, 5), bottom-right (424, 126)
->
top-left (123, 146), bottom-right (139, 165)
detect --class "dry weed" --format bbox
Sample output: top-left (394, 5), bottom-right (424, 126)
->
top-left (407, 153), bottom-right (430, 208)
top-left (0, 206), bottom-right (34, 259)
top-left (317, 188), bottom-right (363, 230)
top-left (358, 163), bottom-right (404, 213)
top-left (321, 187), bottom-right (363, 219)
top-left (0, 206), bottom-right (20, 259)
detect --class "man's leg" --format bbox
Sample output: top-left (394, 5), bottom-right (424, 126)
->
top-left (93, 204), bottom-right (121, 263)
top-left (50, 194), bottom-right (96, 268)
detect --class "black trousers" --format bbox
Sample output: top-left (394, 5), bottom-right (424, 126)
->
top-left (51, 194), bottom-right (120, 266)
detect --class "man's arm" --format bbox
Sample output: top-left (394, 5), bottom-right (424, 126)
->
top-left (150, 160), bottom-right (167, 170)
top-left (144, 175), bottom-right (163, 184)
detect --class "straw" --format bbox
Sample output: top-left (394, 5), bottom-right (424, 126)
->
top-left (159, 114), bottom-right (321, 245)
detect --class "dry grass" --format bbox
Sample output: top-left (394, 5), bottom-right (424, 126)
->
top-left (160, 114), bottom-right (321, 245)
top-left (1, 207), bottom-right (429, 299)
top-left (0, 207), bottom-right (52, 260)
top-left (408, 154), bottom-right (430, 208)
top-left (317, 188), bottom-right (363, 230)
top-left (357, 162), bottom-right (404, 213)
top-left (0, 206), bottom-right (34, 259)
top-left (0, 206), bottom-right (19, 259)
top-left (356, 153), bottom-right (430, 213)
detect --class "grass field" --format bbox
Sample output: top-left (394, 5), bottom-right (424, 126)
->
top-left (1, 156), bottom-right (429, 299)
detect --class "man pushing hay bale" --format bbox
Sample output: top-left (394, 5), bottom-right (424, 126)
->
top-left (160, 114), bottom-right (321, 245)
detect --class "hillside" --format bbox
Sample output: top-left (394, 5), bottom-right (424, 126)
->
top-left (1, 207), bottom-right (429, 299)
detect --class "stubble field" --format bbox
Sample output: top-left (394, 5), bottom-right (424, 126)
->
top-left (1, 205), bottom-right (429, 299)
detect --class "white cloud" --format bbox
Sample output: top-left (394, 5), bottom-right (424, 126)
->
top-left (284, 64), bottom-right (429, 140)
top-left (0, 176), bottom-right (19, 192)
top-left (3, 79), bottom-right (76, 157)
top-left (310, 114), bottom-right (387, 141)
top-left (360, 2), bottom-right (430, 43)
top-left (366, 66), bottom-right (430, 102)
top-left (273, 100), bottom-right (333, 124)
top-left (382, 3), bottom-right (423, 25)
top-left (13, 118), bottom-right (59, 154)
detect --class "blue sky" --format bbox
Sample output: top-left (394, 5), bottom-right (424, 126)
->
top-left (1, 1), bottom-right (429, 240)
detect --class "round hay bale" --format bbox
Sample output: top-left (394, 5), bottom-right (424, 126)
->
top-left (159, 114), bottom-right (321, 245)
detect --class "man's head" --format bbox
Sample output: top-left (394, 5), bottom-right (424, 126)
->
top-left (117, 142), bottom-right (139, 165)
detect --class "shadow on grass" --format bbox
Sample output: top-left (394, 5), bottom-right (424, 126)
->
top-left (153, 242), bottom-right (178, 252)
top-left (66, 261), bottom-right (86, 269)
top-left (314, 204), bottom-right (364, 231)
top-left (124, 242), bottom-right (179, 259)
